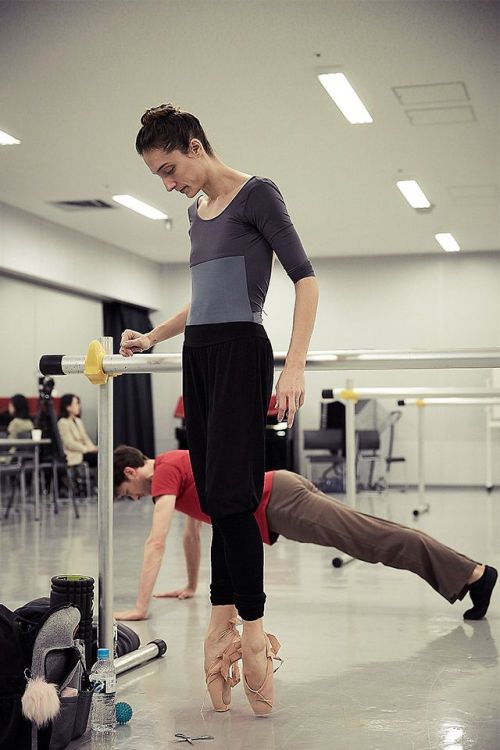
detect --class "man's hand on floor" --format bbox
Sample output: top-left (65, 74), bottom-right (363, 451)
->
top-left (153, 587), bottom-right (195, 600)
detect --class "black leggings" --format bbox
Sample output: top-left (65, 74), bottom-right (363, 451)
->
top-left (182, 323), bottom-right (274, 621)
top-left (210, 512), bottom-right (266, 621)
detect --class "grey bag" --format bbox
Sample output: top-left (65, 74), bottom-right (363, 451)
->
top-left (21, 604), bottom-right (92, 750)
top-left (49, 689), bottom-right (92, 750)
top-left (48, 656), bottom-right (92, 750)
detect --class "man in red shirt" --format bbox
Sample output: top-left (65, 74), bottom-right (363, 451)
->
top-left (113, 445), bottom-right (496, 623)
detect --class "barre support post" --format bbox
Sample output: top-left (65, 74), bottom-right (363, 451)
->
top-left (97, 336), bottom-right (114, 655)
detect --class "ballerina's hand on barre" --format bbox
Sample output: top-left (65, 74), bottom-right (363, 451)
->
top-left (119, 329), bottom-right (152, 357)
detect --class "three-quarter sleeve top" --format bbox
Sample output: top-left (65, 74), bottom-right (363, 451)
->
top-left (186, 176), bottom-right (315, 326)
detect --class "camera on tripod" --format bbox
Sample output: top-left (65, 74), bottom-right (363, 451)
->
top-left (38, 376), bottom-right (55, 401)
top-left (35, 377), bottom-right (64, 461)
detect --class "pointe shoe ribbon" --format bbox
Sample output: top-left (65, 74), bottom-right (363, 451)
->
top-left (242, 633), bottom-right (284, 716)
top-left (205, 637), bottom-right (242, 690)
top-left (203, 617), bottom-right (242, 712)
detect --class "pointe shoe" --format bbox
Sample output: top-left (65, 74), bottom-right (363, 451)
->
top-left (242, 633), bottom-right (283, 716)
top-left (204, 618), bottom-right (242, 712)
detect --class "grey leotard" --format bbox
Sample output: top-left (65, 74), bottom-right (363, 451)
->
top-left (186, 176), bottom-right (315, 325)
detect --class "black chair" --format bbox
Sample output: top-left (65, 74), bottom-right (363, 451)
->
top-left (384, 411), bottom-right (407, 490)
top-left (0, 430), bottom-right (28, 516)
top-left (303, 429), bottom-right (344, 490)
top-left (356, 429), bottom-right (382, 491)
top-left (0, 457), bottom-right (25, 518)
top-left (7, 431), bottom-right (80, 519)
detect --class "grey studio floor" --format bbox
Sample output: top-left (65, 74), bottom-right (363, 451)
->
top-left (1, 486), bottom-right (499, 750)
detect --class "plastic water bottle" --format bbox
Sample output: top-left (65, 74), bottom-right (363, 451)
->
top-left (90, 648), bottom-right (116, 733)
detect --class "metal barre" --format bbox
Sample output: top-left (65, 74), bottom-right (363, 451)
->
top-left (322, 387), bottom-right (500, 400)
top-left (37, 342), bottom-right (500, 657)
top-left (398, 396), bottom-right (500, 504)
top-left (39, 347), bottom-right (500, 376)
top-left (326, 386), bottom-right (500, 509)
top-left (400, 397), bottom-right (500, 405)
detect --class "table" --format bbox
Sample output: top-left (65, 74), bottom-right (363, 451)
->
top-left (0, 438), bottom-right (52, 520)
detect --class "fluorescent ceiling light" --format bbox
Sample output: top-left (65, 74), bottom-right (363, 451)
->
top-left (112, 195), bottom-right (167, 220)
top-left (435, 233), bottom-right (460, 252)
top-left (318, 73), bottom-right (373, 124)
top-left (0, 129), bottom-right (21, 145)
top-left (396, 180), bottom-right (431, 209)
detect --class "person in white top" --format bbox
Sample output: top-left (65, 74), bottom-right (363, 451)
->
top-left (7, 394), bottom-right (34, 439)
top-left (57, 394), bottom-right (98, 468)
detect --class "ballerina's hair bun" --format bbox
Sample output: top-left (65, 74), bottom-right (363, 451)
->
top-left (140, 103), bottom-right (180, 127)
top-left (136, 103), bottom-right (213, 156)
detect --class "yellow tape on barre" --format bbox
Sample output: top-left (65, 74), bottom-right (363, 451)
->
top-left (416, 399), bottom-right (426, 408)
top-left (338, 389), bottom-right (359, 402)
top-left (84, 340), bottom-right (108, 385)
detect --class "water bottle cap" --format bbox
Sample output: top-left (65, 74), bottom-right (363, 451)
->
top-left (97, 648), bottom-right (110, 659)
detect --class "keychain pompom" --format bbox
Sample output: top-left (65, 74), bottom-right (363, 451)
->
top-left (22, 676), bottom-right (60, 726)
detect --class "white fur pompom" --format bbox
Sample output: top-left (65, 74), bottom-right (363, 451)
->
top-left (22, 677), bottom-right (60, 726)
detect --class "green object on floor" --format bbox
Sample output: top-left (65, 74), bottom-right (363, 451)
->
top-left (115, 701), bottom-right (133, 725)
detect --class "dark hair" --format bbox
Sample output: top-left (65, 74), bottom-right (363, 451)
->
top-left (10, 394), bottom-right (30, 419)
top-left (135, 103), bottom-right (214, 157)
top-left (113, 444), bottom-right (149, 495)
top-left (59, 393), bottom-right (79, 419)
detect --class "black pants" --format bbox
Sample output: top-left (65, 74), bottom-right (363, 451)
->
top-left (182, 323), bottom-right (274, 621)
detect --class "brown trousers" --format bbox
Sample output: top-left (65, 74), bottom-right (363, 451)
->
top-left (266, 470), bottom-right (477, 603)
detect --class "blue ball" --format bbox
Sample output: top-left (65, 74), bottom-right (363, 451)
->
top-left (115, 701), bottom-right (133, 725)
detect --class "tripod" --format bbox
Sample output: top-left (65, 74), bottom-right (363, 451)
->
top-left (34, 385), bottom-right (80, 518)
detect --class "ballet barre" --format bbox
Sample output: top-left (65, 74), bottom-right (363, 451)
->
top-left (39, 343), bottom-right (500, 654)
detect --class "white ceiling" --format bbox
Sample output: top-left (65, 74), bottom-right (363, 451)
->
top-left (0, 0), bottom-right (499, 264)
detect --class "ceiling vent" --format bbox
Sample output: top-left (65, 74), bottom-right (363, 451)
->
top-left (406, 105), bottom-right (476, 126)
top-left (392, 81), bottom-right (476, 125)
top-left (392, 81), bottom-right (469, 106)
top-left (49, 199), bottom-right (116, 211)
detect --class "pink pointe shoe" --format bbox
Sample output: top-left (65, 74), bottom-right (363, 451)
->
top-left (242, 633), bottom-right (283, 716)
top-left (204, 618), bottom-right (242, 712)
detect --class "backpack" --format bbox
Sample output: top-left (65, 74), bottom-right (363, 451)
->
top-left (0, 599), bottom-right (92, 750)
top-left (0, 604), bottom-right (32, 750)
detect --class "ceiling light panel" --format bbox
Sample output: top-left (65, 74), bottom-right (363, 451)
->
top-left (396, 180), bottom-right (431, 209)
top-left (435, 233), bottom-right (460, 252)
top-left (112, 195), bottom-right (168, 220)
top-left (318, 73), bottom-right (373, 124)
top-left (0, 129), bottom-right (21, 145)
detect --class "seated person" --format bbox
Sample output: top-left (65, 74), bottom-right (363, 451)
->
top-left (7, 394), bottom-right (34, 438)
top-left (0, 394), bottom-right (33, 463)
top-left (58, 394), bottom-right (98, 468)
top-left (113, 445), bottom-right (497, 623)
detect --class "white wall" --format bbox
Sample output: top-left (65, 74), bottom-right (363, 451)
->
top-left (152, 252), bottom-right (500, 486)
top-left (0, 201), bottom-right (165, 438)
top-left (150, 265), bottom-right (190, 454)
top-left (0, 202), bottom-right (163, 310)
top-left (0, 276), bottom-right (102, 438)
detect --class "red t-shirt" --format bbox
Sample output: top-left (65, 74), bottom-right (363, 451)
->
top-left (151, 450), bottom-right (277, 545)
